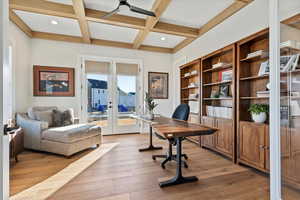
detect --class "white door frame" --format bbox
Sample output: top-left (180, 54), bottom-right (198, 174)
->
top-left (79, 55), bottom-right (144, 135)
top-left (1, 0), bottom-right (10, 199)
top-left (269, 0), bottom-right (282, 199)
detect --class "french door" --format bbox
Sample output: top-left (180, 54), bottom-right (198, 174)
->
top-left (1, 0), bottom-right (10, 199)
top-left (82, 57), bottom-right (142, 135)
top-left (270, 0), bottom-right (300, 199)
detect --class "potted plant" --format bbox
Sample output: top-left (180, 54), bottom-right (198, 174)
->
top-left (145, 92), bottom-right (158, 120)
top-left (248, 104), bottom-right (269, 123)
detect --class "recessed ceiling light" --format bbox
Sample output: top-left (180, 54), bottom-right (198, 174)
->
top-left (161, 37), bottom-right (166, 41)
top-left (51, 20), bottom-right (58, 25)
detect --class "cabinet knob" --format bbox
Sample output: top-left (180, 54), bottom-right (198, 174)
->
top-left (259, 145), bottom-right (265, 149)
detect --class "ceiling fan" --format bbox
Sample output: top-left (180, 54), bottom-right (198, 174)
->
top-left (102, 0), bottom-right (156, 18)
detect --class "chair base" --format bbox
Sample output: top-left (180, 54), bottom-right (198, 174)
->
top-left (152, 154), bottom-right (188, 169)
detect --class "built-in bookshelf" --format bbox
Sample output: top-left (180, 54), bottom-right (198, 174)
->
top-left (237, 29), bottom-right (270, 123)
top-left (180, 59), bottom-right (201, 144)
top-left (201, 44), bottom-right (236, 160)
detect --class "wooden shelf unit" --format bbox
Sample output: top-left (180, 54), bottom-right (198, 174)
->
top-left (180, 59), bottom-right (201, 145)
top-left (201, 44), bottom-right (236, 161)
top-left (237, 29), bottom-right (271, 171)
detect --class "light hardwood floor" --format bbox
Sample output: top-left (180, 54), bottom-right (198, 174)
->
top-left (10, 134), bottom-right (300, 199)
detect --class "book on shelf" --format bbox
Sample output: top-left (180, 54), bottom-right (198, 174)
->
top-left (206, 106), bottom-right (232, 119)
top-left (189, 101), bottom-right (199, 114)
top-left (212, 62), bottom-right (229, 69)
top-left (184, 72), bottom-right (191, 77)
top-left (190, 70), bottom-right (198, 75)
top-left (189, 93), bottom-right (199, 99)
top-left (246, 50), bottom-right (268, 59)
top-left (256, 91), bottom-right (269, 97)
top-left (280, 40), bottom-right (300, 50)
top-left (188, 82), bottom-right (198, 88)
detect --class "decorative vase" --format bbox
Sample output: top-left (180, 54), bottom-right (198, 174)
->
top-left (147, 110), bottom-right (154, 120)
top-left (251, 112), bottom-right (267, 123)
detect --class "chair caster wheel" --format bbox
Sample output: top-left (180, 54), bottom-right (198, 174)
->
top-left (161, 164), bottom-right (166, 169)
top-left (152, 156), bottom-right (156, 161)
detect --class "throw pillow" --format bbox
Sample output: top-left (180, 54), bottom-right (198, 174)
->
top-left (52, 110), bottom-right (64, 127)
top-left (35, 111), bottom-right (54, 127)
top-left (62, 110), bottom-right (73, 126)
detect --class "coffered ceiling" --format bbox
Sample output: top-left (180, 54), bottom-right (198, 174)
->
top-left (9, 0), bottom-right (254, 54)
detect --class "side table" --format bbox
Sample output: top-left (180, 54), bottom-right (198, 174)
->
top-left (9, 128), bottom-right (24, 162)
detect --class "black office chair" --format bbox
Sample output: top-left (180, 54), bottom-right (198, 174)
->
top-left (152, 104), bottom-right (190, 169)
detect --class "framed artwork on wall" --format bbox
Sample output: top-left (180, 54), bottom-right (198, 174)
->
top-left (33, 66), bottom-right (75, 96)
top-left (148, 72), bottom-right (168, 99)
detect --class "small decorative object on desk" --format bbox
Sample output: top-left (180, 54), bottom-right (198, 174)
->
top-left (145, 92), bottom-right (158, 120)
top-left (248, 104), bottom-right (269, 123)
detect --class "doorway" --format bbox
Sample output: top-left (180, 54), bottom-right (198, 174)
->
top-left (81, 56), bottom-right (142, 135)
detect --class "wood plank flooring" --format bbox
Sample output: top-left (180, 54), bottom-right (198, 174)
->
top-left (10, 134), bottom-right (300, 199)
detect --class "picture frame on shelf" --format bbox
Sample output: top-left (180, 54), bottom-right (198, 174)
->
top-left (279, 55), bottom-right (297, 72)
top-left (291, 54), bottom-right (300, 71)
top-left (219, 84), bottom-right (230, 97)
top-left (258, 60), bottom-right (270, 76)
top-left (219, 69), bottom-right (232, 82)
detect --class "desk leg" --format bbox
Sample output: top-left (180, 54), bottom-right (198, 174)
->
top-left (159, 137), bottom-right (198, 187)
top-left (139, 126), bottom-right (163, 152)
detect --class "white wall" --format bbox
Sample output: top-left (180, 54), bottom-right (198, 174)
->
top-left (30, 39), bottom-right (173, 118)
top-left (9, 22), bottom-right (32, 113)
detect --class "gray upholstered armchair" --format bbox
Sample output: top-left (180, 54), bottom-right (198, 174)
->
top-left (17, 106), bottom-right (101, 157)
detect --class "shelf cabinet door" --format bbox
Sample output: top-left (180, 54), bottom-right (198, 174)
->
top-left (265, 126), bottom-right (290, 172)
top-left (201, 117), bottom-right (215, 149)
top-left (284, 128), bottom-right (300, 183)
top-left (239, 121), bottom-right (266, 169)
top-left (215, 118), bottom-right (233, 156)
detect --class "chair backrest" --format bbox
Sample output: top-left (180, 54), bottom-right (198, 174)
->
top-left (172, 104), bottom-right (190, 121)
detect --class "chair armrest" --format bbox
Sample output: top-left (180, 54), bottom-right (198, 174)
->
top-left (16, 113), bottom-right (48, 150)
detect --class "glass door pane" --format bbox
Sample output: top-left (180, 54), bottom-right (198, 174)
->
top-left (114, 62), bottom-right (139, 133)
top-left (85, 60), bottom-right (113, 134)
top-left (279, 1), bottom-right (300, 199)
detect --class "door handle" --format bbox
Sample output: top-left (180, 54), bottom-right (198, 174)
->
top-left (3, 124), bottom-right (8, 136)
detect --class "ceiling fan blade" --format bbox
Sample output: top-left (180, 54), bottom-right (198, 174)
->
top-left (129, 5), bottom-right (156, 17)
top-left (102, 7), bottom-right (120, 18)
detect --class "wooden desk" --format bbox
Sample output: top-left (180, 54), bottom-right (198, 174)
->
top-left (131, 115), bottom-right (163, 152)
top-left (152, 118), bottom-right (217, 187)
